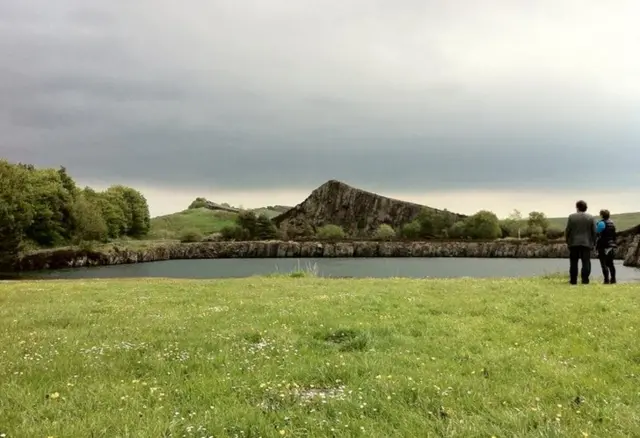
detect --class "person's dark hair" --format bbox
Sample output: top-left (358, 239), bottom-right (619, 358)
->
top-left (600, 209), bottom-right (610, 220)
top-left (576, 200), bottom-right (587, 212)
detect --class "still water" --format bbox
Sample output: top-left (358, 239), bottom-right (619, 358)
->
top-left (19, 258), bottom-right (640, 282)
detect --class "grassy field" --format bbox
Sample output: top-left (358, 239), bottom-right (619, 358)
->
top-left (544, 212), bottom-right (640, 232)
top-left (1, 276), bottom-right (640, 437)
top-left (148, 206), bottom-right (289, 240)
top-left (148, 208), bottom-right (238, 239)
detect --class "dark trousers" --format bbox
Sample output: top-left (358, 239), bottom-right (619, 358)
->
top-left (598, 248), bottom-right (617, 284)
top-left (569, 246), bottom-right (592, 284)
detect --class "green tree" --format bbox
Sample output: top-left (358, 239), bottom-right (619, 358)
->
top-left (527, 211), bottom-right (549, 233)
top-left (179, 228), bottom-right (203, 243)
top-left (373, 224), bottom-right (396, 241)
top-left (188, 197), bottom-right (208, 209)
top-left (502, 209), bottom-right (524, 238)
top-left (24, 168), bottom-right (75, 247)
top-left (236, 211), bottom-right (259, 239)
top-left (98, 188), bottom-right (128, 237)
top-left (448, 221), bottom-right (468, 239)
top-left (104, 186), bottom-right (151, 238)
top-left (220, 224), bottom-right (250, 241)
top-left (255, 214), bottom-right (278, 240)
top-left (70, 194), bottom-right (109, 243)
top-left (397, 221), bottom-right (421, 240)
top-left (0, 161), bottom-right (34, 269)
top-left (280, 222), bottom-right (314, 240)
top-left (0, 160), bottom-right (152, 271)
top-left (545, 226), bottom-right (564, 240)
top-left (463, 210), bottom-right (502, 239)
top-left (416, 208), bottom-right (457, 238)
top-left (316, 224), bottom-right (345, 241)
top-left (527, 225), bottom-right (546, 242)
top-left (122, 187), bottom-right (151, 237)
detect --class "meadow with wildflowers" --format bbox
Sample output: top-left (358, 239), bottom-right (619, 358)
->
top-left (1, 275), bottom-right (640, 437)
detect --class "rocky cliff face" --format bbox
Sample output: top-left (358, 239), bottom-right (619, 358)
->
top-left (273, 180), bottom-right (466, 235)
top-left (14, 239), bottom-right (632, 272)
top-left (619, 225), bottom-right (640, 267)
top-left (623, 234), bottom-right (640, 268)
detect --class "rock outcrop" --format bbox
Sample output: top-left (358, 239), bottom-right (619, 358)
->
top-left (273, 180), bottom-right (466, 235)
top-left (624, 235), bottom-right (640, 267)
top-left (14, 239), bottom-right (633, 273)
top-left (620, 225), bottom-right (640, 267)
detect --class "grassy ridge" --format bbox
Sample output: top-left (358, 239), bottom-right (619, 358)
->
top-left (148, 207), bottom-right (288, 240)
top-left (148, 207), bottom-right (640, 241)
top-left (1, 277), bottom-right (640, 436)
top-left (148, 208), bottom-right (238, 239)
top-left (546, 212), bottom-right (640, 232)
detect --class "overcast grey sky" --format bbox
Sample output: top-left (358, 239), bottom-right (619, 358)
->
top-left (1, 0), bottom-right (639, 216)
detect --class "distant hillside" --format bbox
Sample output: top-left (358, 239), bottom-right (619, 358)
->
top-left (150, 192), bottom-right (640, 241)
top-left (148, 208), bottom-right (237, 239)
top-left (148, 203), bottom-right (293, 240)
top-left (546, 212), bottom-right (640, 232)
top-left (273, 179), bottom-right (465, 235)
top-left (188, 197), bottom-right (291, 217)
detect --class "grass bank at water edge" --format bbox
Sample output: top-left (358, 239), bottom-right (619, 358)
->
top-left (1, 276), bottom-right (640, 437)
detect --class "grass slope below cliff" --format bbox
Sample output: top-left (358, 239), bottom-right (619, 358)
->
top-left (1, 277), bottom-right (639, 437)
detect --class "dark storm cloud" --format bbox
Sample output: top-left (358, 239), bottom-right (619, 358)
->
top-left (1, 0), bottom-right (639, 193)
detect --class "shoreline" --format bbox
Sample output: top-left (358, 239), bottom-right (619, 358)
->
top-left (13, 238), bottom-right (640, 272)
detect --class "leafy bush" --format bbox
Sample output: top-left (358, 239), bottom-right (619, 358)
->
top-left (545, 227), bottom-right (564, 240)
top-left (236, 211), bottom-right (258, 238)
top-left (529, 233), bottom-right (548, 243)
top-left (448, 221), bottom-right (468, 239)
top-left (526, 224), bottom-right (543, 237)
top-left (462, 210), bottom-right (502, 239)
top-left (416, 208), bottom-right (457, 238)
top-left (179, 228), bottom-right (203, 243)
top-left (280, 223), bottom-right (315, 240)
top-left (316, 224), bottom-right (345, 241)
top-left (220, 224), bottom-right (250, 241)
top-left (499, 223), bottom-right (512, 238)
top-left (188, 197), bottom-right (208, 209)
top-left (525, 224), bottom-right (547, 242)
top-left (527, 211), bottom-right (549, 232)
top-left (71, 194), bottom-right (109, 243)
top-left (397, 221), bottom-right (421, 239)
top-left (255, 214), bottom-right (278, 240)
top-left (373, 224), bottom-right (396, 241)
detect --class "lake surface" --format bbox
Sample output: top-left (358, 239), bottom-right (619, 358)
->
top-left (18, 258), bottom-right (640, 282)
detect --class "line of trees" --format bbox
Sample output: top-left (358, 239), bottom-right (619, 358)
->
top-left (0, 160), bottom-right (150, 269)
top-left (270, 208), bottom-right (564, 242)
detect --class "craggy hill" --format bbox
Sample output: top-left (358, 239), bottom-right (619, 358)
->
top-left (272, 180), bottom-right (466, 235)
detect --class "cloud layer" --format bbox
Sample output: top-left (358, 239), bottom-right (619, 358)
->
top-left (1, 0), bottom-right (639, 199)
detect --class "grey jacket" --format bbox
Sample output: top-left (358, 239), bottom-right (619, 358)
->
top-left (565, 212), bottom-right (597, 248)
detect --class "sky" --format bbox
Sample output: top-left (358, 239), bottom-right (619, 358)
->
top-left (1, 0), bottom-right (639, 218)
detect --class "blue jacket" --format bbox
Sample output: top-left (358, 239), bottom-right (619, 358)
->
top-left (596, 219), bottom-right (617, 250)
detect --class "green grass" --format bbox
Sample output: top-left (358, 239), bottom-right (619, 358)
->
top-left (148, 208), bottom-right (238, 239)
top-left (2, 276), bottom-right (640, 437)
top-left (545, 212), bottom-right (640, 232)
top-left (148, 206), bottom-right (289, 240)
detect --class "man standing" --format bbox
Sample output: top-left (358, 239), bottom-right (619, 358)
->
top-left (596, 209), bottom-right (617, 284)
top-left (565, 200), bottom-right (597, 285)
